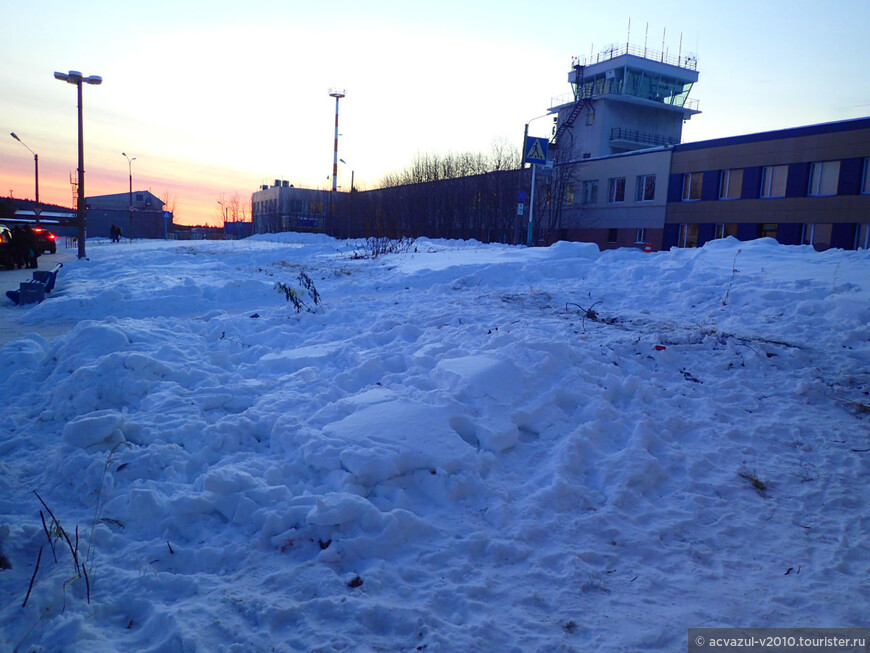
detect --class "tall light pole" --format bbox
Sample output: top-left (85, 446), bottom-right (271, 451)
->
top-left (340, 158), bottom-right (354, 239)
top-left (10, 133), bottom-right (39, 222)
top-left (54, 70), bottom-right (102, 259)
top-left (122, 152), bottom-right (136, 241)
top-left (328, 88), bottom-right (345, 193)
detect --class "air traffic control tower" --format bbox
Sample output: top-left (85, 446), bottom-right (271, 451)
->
top-left (549, 43), bottom-right (700, 162)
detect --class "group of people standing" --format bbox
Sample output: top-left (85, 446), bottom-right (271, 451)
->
top-left (10, 225), bottom-right (41, 269)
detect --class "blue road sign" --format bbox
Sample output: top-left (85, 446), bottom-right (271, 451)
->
top-left (524, 136), bottom-right (548, 165)
top-left (517, 190), bottom-right (528, 202)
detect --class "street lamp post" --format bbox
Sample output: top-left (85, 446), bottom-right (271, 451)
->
top-left (122, 152), bottom-right (136, 242)
top-left (339, 158), bottom-right (354, 239)
top-left (522, 113), bottom-right (552, 247)
top-left (10, 133), bottom-right (39, 222)
top-left (54, 70), bottom-right (102, 259)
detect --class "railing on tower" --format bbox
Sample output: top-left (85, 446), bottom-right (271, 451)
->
top-left (609, 128), bottom-right (678, 147)
top-left (576, 43), bottom-right (698, 70)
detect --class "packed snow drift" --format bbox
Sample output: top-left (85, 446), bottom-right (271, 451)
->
top-left (0, 234), bottom-right (868, 652)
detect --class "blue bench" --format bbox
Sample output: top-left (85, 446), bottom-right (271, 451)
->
top-left (5, 263), bottom-right (63, 305)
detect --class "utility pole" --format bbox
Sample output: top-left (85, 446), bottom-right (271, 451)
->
top-left (122, 152), bottom-right (136, 241)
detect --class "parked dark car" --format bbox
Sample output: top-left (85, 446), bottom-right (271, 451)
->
top-left (0, 223), bottom-right (15, 269)
top-left (32, 227), bottom-right (58, 254)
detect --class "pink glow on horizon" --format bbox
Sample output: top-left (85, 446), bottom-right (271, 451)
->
top-left (3, 153), bottom-right (254, 227)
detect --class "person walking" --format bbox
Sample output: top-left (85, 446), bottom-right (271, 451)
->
top-left (10, 226), bottom-right (27, 269)
top-left (22, 225), bottom-right (40, 269)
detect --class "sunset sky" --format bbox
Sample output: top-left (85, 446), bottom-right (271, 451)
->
top-left (2, 0), bottom-right (869, 226)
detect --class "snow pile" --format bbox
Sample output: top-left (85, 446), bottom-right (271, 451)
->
top-left (0, 236), bottom-right (868, 652)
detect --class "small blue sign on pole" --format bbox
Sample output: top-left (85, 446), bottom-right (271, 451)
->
top-left (524, 136), bottom-right (548, 165)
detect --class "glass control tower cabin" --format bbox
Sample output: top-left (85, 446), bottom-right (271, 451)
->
top-left (549, 43), bottom-right (701, 161)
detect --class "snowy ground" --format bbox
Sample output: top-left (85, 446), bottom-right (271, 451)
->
top-left (0, 234), bottom-right (868, 652)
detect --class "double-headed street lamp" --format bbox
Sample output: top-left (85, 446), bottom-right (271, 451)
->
top-left (10, 133), bottom-right (39, 218)
top-left (54, 70), bottom-right (102, 259)
top-left (122, 152), bottom-right (135, 241)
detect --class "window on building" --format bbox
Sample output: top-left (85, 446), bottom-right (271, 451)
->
top-left (815, 224), bottom-right (833, 249)
top-left (135, 193), bottom-right (144, 202)
top-left (609, 177), bottom-right (625, 203)
top-left (586, 110), bottom-right (595, 126)
top-left (582, 180), bottom-right (599, 204)
top-left (636, 174), bottom-right (656, 201)
top-left (635, 228), bottom-right (646, 244)
top-left (713, 223), bottom-right (739, 239)
top-left (760, 165), bottom-right (788, 198)
top-left (862, 158), bottom-right (870, 194)
top-left (808, 161), bottom-right (840, 196)
top-left (682, 172), bottom-right (703, 201)
top-left (760, 223), bottom-right (778, 239)
top-left (565, 183), bottom-right (575, 204)
top-left (718, 169), bottom-right (743, 199)
top-left (678, 224), bottom-right (699, 248)
top-left (855, 223), bottom-right (870, 249)
top-left (607, 228), bottom-right (618, 243)
top-left (803, 223), bottom-right (835, 249)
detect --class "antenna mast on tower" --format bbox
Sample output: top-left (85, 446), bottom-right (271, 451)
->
top-left (70, 171), bottom-right (78, 208)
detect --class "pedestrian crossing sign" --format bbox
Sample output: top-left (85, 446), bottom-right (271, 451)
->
top-left (524, 136), bottom-right (548, 165)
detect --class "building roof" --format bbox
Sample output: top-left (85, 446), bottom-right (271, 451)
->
top-left (675, 116), bottom-right (870, 152)
top-left (86, 190), bottom-right (164, 209)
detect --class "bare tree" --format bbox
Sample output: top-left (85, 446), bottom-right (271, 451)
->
top-left (160, 190), bottom-right (178, 221)
top-left (376, 138), bottom-right (521, 187)
top-left (228, 192), bottom-right (248, 222)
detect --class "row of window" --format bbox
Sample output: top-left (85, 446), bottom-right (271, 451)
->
top-left (253, 199), bottom-right (325, 215)
top-left (604, 227), bottom-right (648, 244)
top-left (571, 158), bottom-right (870, 207)
top-left (681, 157), bottom-right (870, 201)
top-left (675, 222), bottom-right (870, 249)
top-left (568, 174), bottom-right (658, 205)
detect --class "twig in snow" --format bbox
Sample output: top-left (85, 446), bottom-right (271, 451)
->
top-left (721, 248), bottom-right (742, 306)
top-left (33, 491), bottom-right (60, 532)
top-left (59, 526), bottom-right (79, 576)
top-left (738, 470), bottom-right (768, 496)
top-left (22, 547), bottom-right (43, 608)
top-left (566, 300), bottom-right (602, 333)
top-left (83, 563), bottom-right (91, 604)
top-left (39, 511), bottom-right (57, 563)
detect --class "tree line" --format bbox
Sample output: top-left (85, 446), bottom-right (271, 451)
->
top-left (331, 138), bottom-right (571, 245)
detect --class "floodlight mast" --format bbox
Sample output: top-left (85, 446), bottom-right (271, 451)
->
top-left (54, 70), bottom-right (102, 259)
top-left (329, 88), bottom-right (345, 193)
